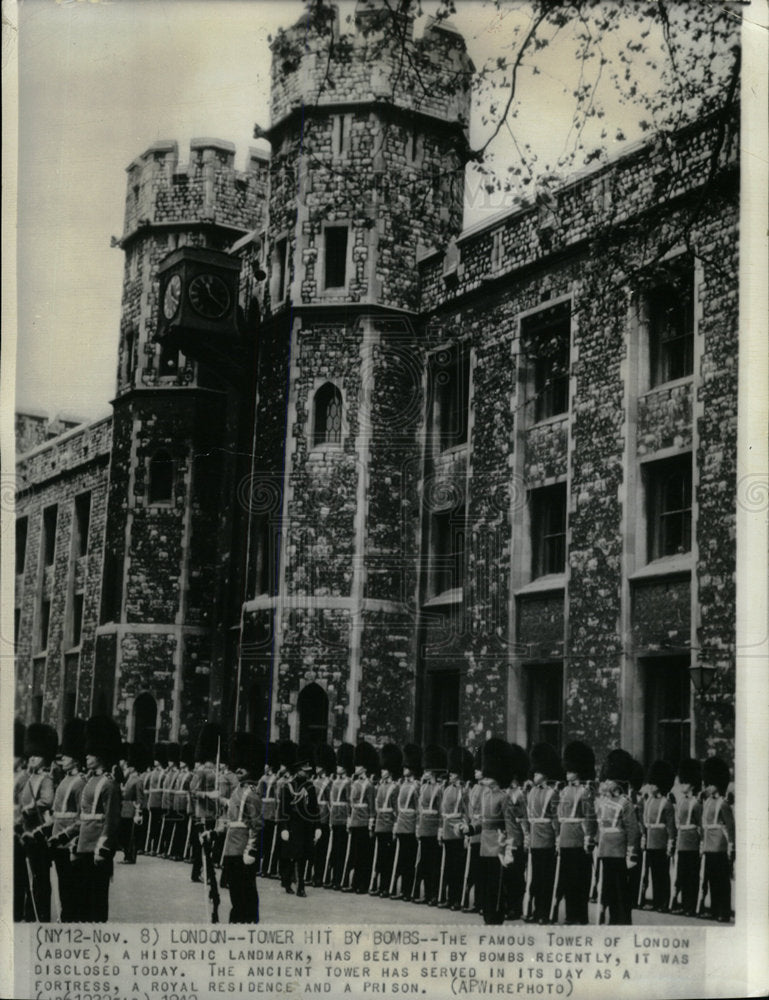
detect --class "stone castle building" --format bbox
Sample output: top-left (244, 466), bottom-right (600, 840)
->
top-left (15, 3), bottom-right (739, 769)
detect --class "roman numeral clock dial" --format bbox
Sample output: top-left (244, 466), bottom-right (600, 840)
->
top-left (188, 273), bottom-right (231, 319)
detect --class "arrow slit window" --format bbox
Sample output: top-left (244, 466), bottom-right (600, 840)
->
top-left (148, 451), bottom-right (174, 505)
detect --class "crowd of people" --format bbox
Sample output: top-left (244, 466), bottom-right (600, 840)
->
top-left (13, 716), bottom-right (735, 927)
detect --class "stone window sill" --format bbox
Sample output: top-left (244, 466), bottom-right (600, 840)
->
top-left (423, 587), bottom-right (463, 608)
top-left (641, 375), bottom-right (693, 398)
top-left (629, 553), bottom-right (692, 580)
top-left (515, 573), bottom-right (566, 595)
top-left (309, 443), bottom-right (343, 459)
top-left (528, 412), bottom-right (568, 431)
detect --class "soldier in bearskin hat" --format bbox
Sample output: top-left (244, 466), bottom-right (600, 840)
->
top-left (278, 745), bottom-right (321, 898)
top-left (275, 740), bottom-right (297, 888)
top-left (413, 744), bottom-right (447, 905)
top-left (159, 742), bottom-right (181, 857)
top-left (462, 746), bottom-right (484, 913)
top-left (49, 718), bottom-right (88, 919)
top-left (221, 733), bottom-right (263, 922)
top-left (525, 742), bottom-right (562, 924)
top-left (328, 742), bottom-right (354, 890)
top-left (190, 722), bottom-right (222, 883)
top-left (372, 743), bottom-right (402, 897)
top-left (502, 743), bottom-right (530, 920)
top-left (469, 738), bottom-right (516, 925)
top-left (671, 757), bottom-right (702, 916)
top-left (169, 744), bottom-right (195, 861)
top-left (259, 742), bottom-right (280, 877)
top-left (312, 744), bottom-right (336, 887)
top-left (701, 756), bottom-right (734, 922)
top-left (556, 741), bottom-right (597, 924)
top-left (346, 741), bottom-right (378, 894)
top-left (625, 758), bottom-right (646, 909)
top-left (640, 759), bottom-right (676, 912)
top-left (595, 748), bottom-right (639, 924)
top-left (75, 715), bottom-right (123, 921)
top-left (119, 743), bottom-right (149, 865)
top-left (13, 719), bottom-right (28, 921)
top-left (145, 742), bottom-right (167, 856)
top-left (439, 746), bottom-right (472, 910)
top-left (18, 722), bottom-right (58, 921)
top-left (391, 743), bottom-right (421, 900)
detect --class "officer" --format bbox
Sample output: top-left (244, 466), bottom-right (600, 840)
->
top-left (595, 749), bottom-right (639, 925)
top-left (159, 743), bottom-right (180, 857)
top-left (190, 722), bottom-right (222, 883)
top-left (502, 743), bottom-right (530, 921)
top-left (278, 746), bottom-right (321, 897)
top-left (439, 747), bottom-right (471, 910)
top-left (145, 743), bottom-right (167, 855)
top-left (639, 759), bottom-right (676, 912)
top-left (74, 715), bottom-right (122, 922)
top-left (48, 719), bottom-right (87, 920)
top-left (413, 744), bottom-right (446, 905)
top-left (346, 741), bottom-right (378, 894)
top-left (525, 743), bottom-right (562, 924)
top-left (221, 733), bottom-right (263, 922)
top-left (169, 744), bottom-right (194, 861)
top-left (473, 738), bottom-right (516, 926)
top-left (328, 743), bottom-right (354, 890)
top-left (312, 744), bottom-right (336, 887)
top-left (258, 743), bottom-right (279, 877)
top-left (701, 756), bottom-right (734, 922)
top-left (13, 720), bottom-right (28, 921)
top-left (18, 722), bottom-right (58, 921)
top-left (672, 757), bottom-right (702, 916)
top-left (462, 748), bottom-right (483, 913)
top-left (626, 758), bottom-right (645, 908)
top-left (372, 743), bottom-right (402, 897)
top-left (119, 743), bottom-right (148, 865)
top-left (391, 743), bottom-right (421, 901)
top-left (556, 741), bottom-right (597, 925)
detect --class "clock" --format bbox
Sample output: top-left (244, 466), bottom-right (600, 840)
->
top-left (188, 273), bottom-right (232, 319)
top-left (163, 273), bottom-right (182, 319)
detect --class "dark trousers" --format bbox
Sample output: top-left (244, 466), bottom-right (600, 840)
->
top-left (119, 817), bottom-right (137, 863)
top-left (442, 839), bottom-right (464, 906)
top-left (14, 839), bottom-right (27, 921)
top-left (704, 853), bottom-right (731, 920)
top-left (466, 841), bottom-right (481, 908)
top-left (312, 825), bottom-right (330, 884)
top-left (23, 838), bottom-right (51, 922)
top-left (675, 850), bottom-right (699, 914)
top-left (223, 857), bottom-right (260, 923)
top-left (479, 855), bottom-right (505, 924)
top-left (53, 847), bottom-right (80, 921)
top-left (395, 833), bottom-right (417, 897)
top-left (74, 853), bottom-right (112, 922)
top-left (159, 813), bottom-right (181, 856)
top-left (414, 835), bottom-right (440, 902)
top-left (191, 819), bottom-right (215, 881)
top-left (373, 832), bottom-right (395, 893)
top-left (559, 847), bottom-right (591, 924)
top-left (329, 825), bottom-right (348, 888)
top-left (169, 815), bottom-right (191, 860)
top-left (349, 827), bottom-right (372, 892)
top-left (530, 848), bottom-right (556, 923)
top-left (262, 821), bottom-right (278, 875)
top-left (647, 849), bottom-right (670, 910)
top-left (600, 857), bottom-right (631, 925)
top-left (147, 807), bottom-right (163, 854)
top-left (503, 847), bottom-right (526, 918)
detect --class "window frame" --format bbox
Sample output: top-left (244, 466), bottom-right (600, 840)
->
top-left (521, 302), bottom-right (571, 424)
top-left (428, 503), bottom-right (466, 599)
top-left (644, 453), bottom-right (693, 562)
top-left (310, 381), bottom-right (345, 451)
top-left (529, 482), bottom-right (567, 579)
top-left (645, 265), bottom-right (694, 389)
top-left (643, 654), bottom-right (692, 767)
top-left (147, 450), bottom-right (175, 506)
top-left (322, 224), bottom-right (350, 291)
top-left (15, 516), bottom-right (28, 575)
top-left (526, 660), bottom-right (564, 754)
top-left (74, 492), bottom-right (91, 557)
top-left (429, 345), bottom-right (471, 455)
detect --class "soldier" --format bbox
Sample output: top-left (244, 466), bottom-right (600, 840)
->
top-left (278, 747), bottom-right (321, 897)
top-left (259, 742), bottom-right (280, 877)
top-left (439, 747), bottom-right (471, 911)
top-left (13, 720), bottom-right (28, 921)
top-left (372, 743), bottom-right (401, 897)
top-left (672, 758), bottom-right (702, 917)
top-left (216, 745), bottom-right (240, 879)
top-left (275, 741), bottom-right (297, 889)
top-left (119, 743), bottom-right (148, 865)
top-left (170, 744), bottom-right (195, 862)
top-left (413, 744), bottom-right (446, 905)
top-left (462, 749), bottom-right (483, 914)
top-left (18, 722), bottom-right (58, 922)
top-left (595, 749), bottom-right (639, 925)
top-left (474, 738), bottom-right (516, 925)
top-left (502, 744), bottom-right (530, 921)
top-left (312, 744), bottom-right (336, 887)
top-left (701, 756), bottom-right (734, 922)
top-left (626, 758), bottom-right (645, 908)
top-left (48, 719), bottom-right (87, 920)
top-left (190, 722), bottom-right (222, 884)
top-left (138, 752), bottom-right (153, 851)
top-left (391, 743), bottom-right (421, 901)
top-left (74, 715), bottom-right (122, 922)
top-left (159, 743), bottom-right (180, 857)
top-left (525, 743), bottom-right (562, 924)
top-left (556, 741), bottom-right (597, 925)
top-left (346, 741), bottom-right (378, 894)
top-left (328, 743), bottom-right (354, 890)
top-left (145, 743), bottom-right (167, 855)
top-left (221, 733), bottom-right (263, 922)
top-left (640, 759), bottom-right (676, 912)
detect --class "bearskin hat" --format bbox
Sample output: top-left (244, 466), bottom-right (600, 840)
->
top-left (60, 718), bottom-right (87, 762)
top-left (380, 743), bottom-right (403, 778)
top-left (677, 757), bottom-right (702, 792)
top-left (703, 756), bottom-right (730, 796)
top-left (266, 741), bottom-right (281, 769)
top-left (25, 723), bottom-right (58, 765)
top-left (448, 746), bottom-right (475, 782)
top-left (647, 759), bottom-right (675, 795)
top-left (229, 732), bottom-right (255, 772)
top-left (316, 743), bottom-right (337, 775)
top-left (180, 743), bottom-right (195, 769)
top-left (128, 742), bottom-right (151, 772)
top-left (153, 742), bottom-right (168, 767)
top-left (279, 740), bottom-right (297, 771)
top-left (354, 740), bottom-right (380, 776)
top-left (602, 748), bottom-right (634, 785)
top-left (85, 715), bottom-right (122, 767)
top-left (14, 719), bottom-right (26, 758)
top-left (402, 743), bottom-right (422, 777)
top-left (195, 723), bottom-right (222, 763)
top-left (563, 741), bottom-right (595, 781)
top-left (482, 738), bottom-right (514, 787)
top-left (530, 742), bottom-right (563, 781)
top-left (120, 741), bottom-right (131, 763)
top-left (295, 742), bottom-right (316, 772)
top-left (629, 758), bottom-right (645, 793)
top-left (509, 744), bottom-right (530, 785)
top-left (424, 743), bottom-right (448, 774)
top-left (447, 745), bottom-right (464, 776)
top-left (165, 742), bottom-right (180, 766)
top-left (336, 742), bottom-right (355, 774)
top-left (473, 745), bottom-right (484, 774)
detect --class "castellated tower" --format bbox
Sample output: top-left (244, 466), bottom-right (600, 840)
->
top-left (239, 1), bottom-right (473, 746)
top-left (99, 141), bottom-right (268, 743)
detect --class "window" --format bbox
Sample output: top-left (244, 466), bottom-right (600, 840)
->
top-left (123, 330), bottom-right (135, 384)
top-left (332, 114), bottom-right (351, 158)
top-left (71, 593), bottom-right (84, 646)
top-left (313, 383), bottom-right (343, 447)
top-left (324, 227), bottom-right (348, 289)
top-left (274, 237), bottom-right (288, 302)
top-left (427, 669), bottom-right (460, 747)
top-left (648, 272), bottom-right (693, 386)
top-left (148, 450), bottom-right (174, 503)
top-left (645, 454), bottom-right (692, 560)
top-left (530, 483), bottom-right (567, 578)
top-left (63, 691), bottom-right (77, 725)
top-left (644, 656), bottom-right (691, 767)
top-left (100, 552), bottom-right (122, 624)
top-left (42, 505), bottom-right (58, 567)
top-left (14, 608), bottom-right (21, 646)
top-left (133, 692), bottom-right (158, 749)
top-left (15, 517), bottom-right (27, 575)
top-left (527, 661), bottom-right (563, 752)
top-left (38, 599), bottom-right (51, 652)
top-left (490, 229), bottom-right (504, 272)
top-left (248, 515), bottom-right (278, 598)
top-left (158, 340), bottom-right (179, 377)
top-left (522, 303), bottom-right (570, 422)
top-left (430, 347), bottom-right (470, 452)
top-left (74, 493), bottom-right (91, 557)
top-left (297, 682), bottom-right (329, 745)
top-left (430, 505), bottom-right (466, 597)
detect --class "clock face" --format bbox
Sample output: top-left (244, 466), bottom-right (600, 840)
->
top-left (188, 273), bottom-right (232, 319)
top-left (163, 274), bottom-right (182, 320)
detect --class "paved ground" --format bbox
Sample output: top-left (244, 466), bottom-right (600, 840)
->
top-left (109, 853), bottom-right (725, 926)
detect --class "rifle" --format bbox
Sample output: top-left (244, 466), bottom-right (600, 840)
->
top-left (549, 850), bottom-right (562, 923)
top-left (669, 851), bottom-right (679, 911)
top-left (637, 849), bottom-right (648, 908)
top-left (588, 846), bottom-right (599, 901)
top-left (158, 814), bottom-right (167, 857)
top-left (24, 855), bottom-right (40, 922)
top-left (323, 827), bottom-right (335, 885)
top-left (459, 840), bottom-right (472, 909)
top-left (695, 852), bottom-right (707, 915)
top-left (522, 850), bottom-right (533, 919)
top-left (201, 829), bottom-right (220, 923)
top-left (410, 839), bottom-right (423, 900)
top-left (268, 822), bottom-right (279, 876)
top-left (437, 842), bottom-right (446, 904)
top-left (144, 808), bottom-right (153, 853)
top-left (183, 816), bottom-right (193, 859)
top-left (51, 863), bottom-right (62, 923)
top-left (595, 858), bottom-right (604, 924)
top-left (340, 830), bottom-right (352, 890)
top-left (389, 836), bottom-right (401, 897)
top-left (368, 834), bottom-right (380, 894)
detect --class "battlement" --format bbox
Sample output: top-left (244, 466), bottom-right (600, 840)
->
top-left (122, 139), bottom-right (270, 243)
top-left (269, 2), bottom-right (473, 133)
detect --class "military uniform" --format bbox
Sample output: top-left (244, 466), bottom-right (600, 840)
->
top-left (595, 749), bottom-right (640, 925)
top-left (526, 743), bottom-right (562, 924)
top-left (392, 761), bottom-right (420, 900)
top-left (259, 767), bottom-right (279, 876)
top-left (557, 742), bottom-right (597, 925)
top-left (221, 733), bottom-right (263, 922)
top-left (278, 752), bottom-right (320, 897)
top-left (701, 757), bottom-right (734, 922)
top-left (145, 746), bottom-right (167, 855)
top-left (328, 746), bottom-right (353, 890)
top-left (190, 723), bottom-right (223, 883)
top-left (49, 720), bottom-right (88, 919)
top-left (346, 742), bottom-right (378, 894)
top-left (18, 724), bottom-right (58, 922)
top-left (439, 749), bottom-right (470, 910)
top-left (158, 744), bottom-right (180, 857)
top-left (464, 775), bottom-right (483, 912)
top-left (372, 746), bottom-right (400, 897)
top-left (413, 745), bottom-right (446, 905)
top-left (672, 758), bottom-right (702, 916)
top-left (311, 744), bottom-right (335, 886)
top-left (473, 739), bottom-right (517, 925)
top-left (640, 760), bottom-right (676, 912)
top-left (169, 745), bottom-right (194, 861)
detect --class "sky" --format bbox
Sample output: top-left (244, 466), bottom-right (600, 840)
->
top-left (10, 0), bottom-right (733, 422)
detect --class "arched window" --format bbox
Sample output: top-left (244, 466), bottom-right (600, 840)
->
top-left (313, 383), bottom-right (343, 447)
top-left (297, 683), bottom-right (329, 745)
top-left (133, 692), bottom-right (157, 750)
top-left (148, 450), bottom-right (174, 503)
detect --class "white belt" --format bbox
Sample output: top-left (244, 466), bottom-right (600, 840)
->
top-left (54, 811), bottom-right (78, 819)
top-left (531, 817), bottom-right (554, 823)
top-left (702, 824), bottom-right (724, 829)
top-left (378, 808), bottom-right (394, 813)
top-left (647, 823), bottom-right (666, 828)
top-left (679, 824), bottom-right (697, 829)
top-left (560, 817), bottom-right (583, 823)
top-left (400, 808), bottom-right (415, 813)
top-left (421, 809), bottom-right (438, 815)
top-left (444, 812), bottom-right (462, 818)
top-left (228, 821), bottom-right (247, 829)
top-left (80, 813), bottom-right (105, 820)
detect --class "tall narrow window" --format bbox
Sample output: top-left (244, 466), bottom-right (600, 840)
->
top-left (158, 340), bottom-right (179, 377)
top-left (324, 227), bottom-right (348, 289)
top-left (148, 451), bottom-right (174, 503)
top-left (42, 505), bottom-right (58, 567)
top-left (71, 593), bottom-right (84, 646)
top-left (530, 483), bottom-right (567, 578)
top-left (522, 303), bottom-right (570, 422)
top-left (123, 330), bottom-right (135, 384)
top-left (644, 656), bottom-right (691, 766)
top-left (645, 454), bottom-right (692, 560)
top-left (430, 505), bottom-right (466, 597)
top-left (427, 669), bottom-right (460, 747)
top-left (648, 271), bottom-right (693, 386)
top-left (297, 682), bottom-right (329, 745)
top-left (431, 347), bottom-right (470, 452)
top-left (313, 383), bottom-right (343, 447)
top-left (38, 599), bottom-right (51, 652)
top-left (274, 237), bottom-right (288, 301)
top-left (249, 516), bottom-right (277, 597)
top-left (74, 493), bottom-right (91, 557)
top-left (527, 661), bottom-right (563, 752)
top-left (15, 517), bottom-right (28, 575)
top-left (100, 552), bottom-right (123, 624)
top-left (332, 114), bottom-right (350, 157)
